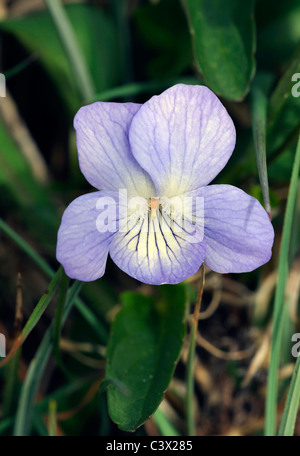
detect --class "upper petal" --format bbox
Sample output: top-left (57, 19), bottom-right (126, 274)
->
top-left (128, 84), bottom-right (236, 197)
top-left (189, 185), bottom-right (274, 273)
top-left (56, 191), bottom-right (118, 281)
top-left (74, 102), bottom-right (155, 197)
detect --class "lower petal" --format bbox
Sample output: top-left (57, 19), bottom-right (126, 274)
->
top-left (56, 191), bottom-right (118, 281)
top-left (109, 204), bottom-right (206, 285)
top-left (189, 185), bottom-right (274, 273)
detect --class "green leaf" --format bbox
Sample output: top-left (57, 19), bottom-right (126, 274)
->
top-left (182, 0), bottom-right (256, 100)
top-left (105, 286), bottom-right (187, 431)
top-left (0, 4), bottom-right (119, 112)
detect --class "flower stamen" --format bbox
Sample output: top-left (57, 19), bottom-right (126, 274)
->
top-left (148, 197), bottom-right (160, 219)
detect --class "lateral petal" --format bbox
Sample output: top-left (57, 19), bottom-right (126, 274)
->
top-left (189, 185), bottom-right (274, 273)
top-left (56, 191), bottom-right (119, 281)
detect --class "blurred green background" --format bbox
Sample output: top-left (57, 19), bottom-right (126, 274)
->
top-left (0, 0), bottom-right (299, 437)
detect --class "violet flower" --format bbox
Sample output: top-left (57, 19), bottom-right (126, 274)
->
top-left (56, 84), bottom-right (274, 285)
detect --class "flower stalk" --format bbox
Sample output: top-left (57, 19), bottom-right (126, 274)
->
top-left (186, 262), bottom-right (205, 436)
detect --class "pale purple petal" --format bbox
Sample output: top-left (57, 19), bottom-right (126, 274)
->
top-left (74, 102), bottom-right (155, 197)
top-left (108, 197), bottom-right (206, 285)
top-left (56, 191), bottom-right (118, 281)
top-left (128, 84), bottom-right (236, 197)
top-left (189, 185), bottom-right (274, 273)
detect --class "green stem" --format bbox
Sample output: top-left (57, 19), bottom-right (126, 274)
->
top-left (186, 264), bottom-right (205, 436)
top-left (265, 135), bottom-right (300, 435)
top-left (186, 320), bottom-right (197, 436)
top-left (44, 0), bottom-right (95, 101)
top-left (251, 73), bottom-right (273, 215)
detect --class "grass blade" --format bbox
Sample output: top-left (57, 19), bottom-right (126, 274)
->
top-left (0, 268), bottom-right (62, 368)
top-left (153, 408), bottom-right (181, 437)
top-left (33, 411), bottom-right (49, 436)
top-left (265, 134), bottom-right (300, 435)
top-left (0, 217), bottom-right (109, 343)
top-left (0, 217), bottom-right (53, 277)
top-left (13, 280), bottom-right (83, 436)
top-left (44, 0), bottom-right (95, 101)
top-left (268, 41), bottom-right (300, 125)
top-left (278, 355), bottom-right (300, 436)
top-left (48, 400), bottom-right (57, 436)
top-left (90, 77), bottom-right (199, 103)
top-left (2, 349), bottom-right (21, 416)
